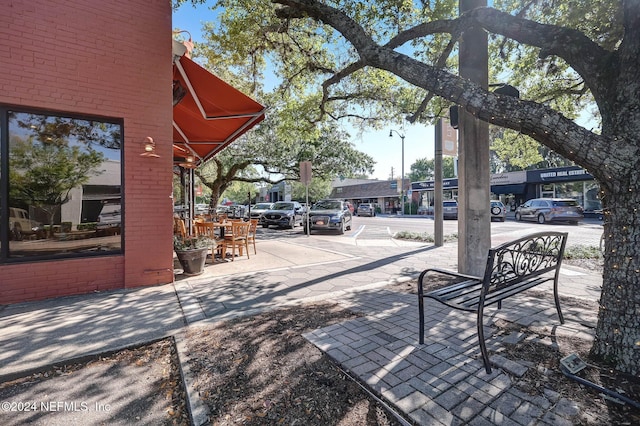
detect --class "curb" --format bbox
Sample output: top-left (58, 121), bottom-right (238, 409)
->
top-left (174, 331), bottom-right (210, 426)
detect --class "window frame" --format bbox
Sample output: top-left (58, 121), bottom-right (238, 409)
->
top-left (0, 104), bottom-right (125, 263)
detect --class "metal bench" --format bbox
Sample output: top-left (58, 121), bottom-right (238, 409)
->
top-left (418, 231), bottom-right (568, 374)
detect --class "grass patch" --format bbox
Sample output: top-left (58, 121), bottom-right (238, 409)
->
top-left (563, 244), bottom-right (603, 260)
top-left (393, 231), bottom-right (458, 242)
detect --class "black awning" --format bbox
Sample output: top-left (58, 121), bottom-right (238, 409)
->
top-left (491, 183), bottom-right (526, 195)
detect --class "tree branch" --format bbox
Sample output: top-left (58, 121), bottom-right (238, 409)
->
top-left (270, 0), bottom-right (634, 179)
top-left (468, 7), bottom-right (614, 104)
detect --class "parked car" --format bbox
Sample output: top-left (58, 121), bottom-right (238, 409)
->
top-left (443, 200), bottom-right (458, 220)
top-left (303, 199), bottom-right (352, 234)
top-left (262, 201), bottom-right (303, 228)
top-left (249, 202), bottom-right (274, 224)
top-left (356, 203), bottom-right (376, 217)
top-left (227, 204), bottom-right (247, 219)
top-left (195, 203), bottom-right (209, 215)
top-left (490, 200), bottom-right (507, 222)
top-left (96, 203), bottom-right (121, 230)
top-left (515, 198), bottom-right (584, 224)
top-left (9, 207), bottom-right (41, 240)
top-left (417, 205), bottom-right (432, 215)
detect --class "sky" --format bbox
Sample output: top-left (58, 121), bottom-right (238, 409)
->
top-left (172, 3), bottom-right (437, 181)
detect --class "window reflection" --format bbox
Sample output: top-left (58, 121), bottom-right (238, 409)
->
top-left (5, 109), bottom-right (122, 259)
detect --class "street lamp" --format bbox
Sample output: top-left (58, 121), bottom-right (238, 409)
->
top-left (389, 129), bottom-right (405, 215)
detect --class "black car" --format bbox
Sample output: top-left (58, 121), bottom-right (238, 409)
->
top-left (303, 199), bottom-right (353, 234)
top-left (262, 201), bottom-right (303, 228)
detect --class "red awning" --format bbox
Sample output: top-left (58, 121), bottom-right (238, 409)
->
top-left (172, 55), bottom-right (265, 166)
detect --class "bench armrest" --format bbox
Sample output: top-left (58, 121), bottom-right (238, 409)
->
top-left (417, 267), bottom-right (482, 295)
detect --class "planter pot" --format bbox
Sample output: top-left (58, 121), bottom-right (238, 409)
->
top-left (175, 247), bottom-right (208, 276)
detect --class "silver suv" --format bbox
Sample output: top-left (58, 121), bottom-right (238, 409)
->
top-left (356, 203), bottom-right (375, 217)
top-left (490, 200), bottom-right (506, 222)
top-left (515, 198), bottom-right (583, 224)
top-left (249, 202), bottom-right (274, 224)
top-left (443, 200), bottom-right (458, 220)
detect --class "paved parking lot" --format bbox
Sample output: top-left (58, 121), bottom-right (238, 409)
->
top-left (259, 214), bottom-right (604, 249)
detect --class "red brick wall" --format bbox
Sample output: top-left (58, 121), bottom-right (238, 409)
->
top-left (0, 0), bottom-right (174, 304)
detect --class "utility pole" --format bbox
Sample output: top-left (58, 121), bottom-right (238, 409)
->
top-left (458, 0), bottom-right (490, 276)
top-left (389, 129), bottom-right (406, 216)
top-left (434, 120), bottom-right (444, 246)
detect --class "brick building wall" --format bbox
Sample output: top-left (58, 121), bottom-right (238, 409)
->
top-left (0, 0), bottom-right (174, 304)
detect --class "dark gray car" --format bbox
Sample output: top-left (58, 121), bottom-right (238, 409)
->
top-left (262, 201), bottom-right (303, 229)
top-left (515, 198), bottom-right (583, 224)
top-left (304, 199), bottom-right (352, 234)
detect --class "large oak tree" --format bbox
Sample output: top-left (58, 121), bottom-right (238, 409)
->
top-left (177, 0), bottom-right (639, 375)
top-left (193, 93), bottom-right (375, 208)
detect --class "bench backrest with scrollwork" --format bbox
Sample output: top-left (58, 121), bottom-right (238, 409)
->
top-left (479, 231), bottom-right (568, 308)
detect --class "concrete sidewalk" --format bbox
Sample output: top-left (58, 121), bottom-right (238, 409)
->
top-left (0, 235), bottom-right (603, 425)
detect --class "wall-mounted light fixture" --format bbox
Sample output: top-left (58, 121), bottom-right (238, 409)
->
top-left (178, 154), bottom-right (197, 169)
top-left (172, 30), bottom-right (194, 59)
top-left (140, 136), bottom-right (160, 158)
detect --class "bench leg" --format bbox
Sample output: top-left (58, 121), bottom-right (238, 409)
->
top-left (418, 270), bottom-right (428, 344)
top-left (553, 280), bottom-right (565, 324)
top-left (477, 307), bottom-right (492, 374)
top-left (418, 296), bottom-right (425, 344)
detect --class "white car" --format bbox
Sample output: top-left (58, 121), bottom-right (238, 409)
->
top-left (490, 200), bottom-right (507, 222)
top-left (9, 207), bottom-right (41, 240)
top-left (97, 203), bottom-right (121, 230)
top-left (249, 202), bottom-right (274, 224)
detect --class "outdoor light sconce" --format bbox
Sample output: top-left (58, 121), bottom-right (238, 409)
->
top-left (178, 154), bottom-right (197, 169)
top-left (172, 30), bottom-right (194, 59)
top-left (140, 136), bottom-right (160, 158)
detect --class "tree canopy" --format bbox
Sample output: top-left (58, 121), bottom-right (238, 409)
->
top-left (194, 93), bottom-right (375, 207)
top-left (175, 0), bottom-right (640, 375)
top-left (408, 156), bottom-right (456, 181)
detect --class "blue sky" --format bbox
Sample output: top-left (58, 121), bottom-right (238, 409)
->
top-left (173, 3), bottom-right (437, 181)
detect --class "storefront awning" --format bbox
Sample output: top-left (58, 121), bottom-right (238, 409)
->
top-left (491, 183), bottom-right (527, 195)
top-left (172, 55), bottom-right (265, 166)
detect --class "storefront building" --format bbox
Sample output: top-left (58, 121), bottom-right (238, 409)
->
top-left (2, 1), bottom-right (179, 304)
top-left (411, 166), bottom-right (600, 214)
top-left (329, 179), bottom-right (410, 214)
top-left (2, 1), bottom-right (264, 305)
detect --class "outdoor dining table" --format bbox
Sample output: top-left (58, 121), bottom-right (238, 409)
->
top-left (210, 221), bottom-right (228, 238)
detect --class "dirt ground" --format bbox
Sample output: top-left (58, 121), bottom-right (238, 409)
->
top-left (0, 339), bottom-right (189, 426)
top-left (185, 305), bottom-right (403, 425)
top-left (2, 258), bottom-right (638, 425)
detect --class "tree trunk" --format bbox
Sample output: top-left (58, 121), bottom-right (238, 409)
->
top-left (590, 185), bottom-right (640, 375)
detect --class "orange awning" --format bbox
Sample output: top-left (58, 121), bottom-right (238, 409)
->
top-left (172, 55), bottom-right (265, 166)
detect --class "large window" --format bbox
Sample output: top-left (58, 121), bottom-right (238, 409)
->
top-left (1, 106), bottom-right (123, 261)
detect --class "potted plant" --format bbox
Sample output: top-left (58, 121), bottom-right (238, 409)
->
top-left (173, 234), bottom-right (212, 276)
